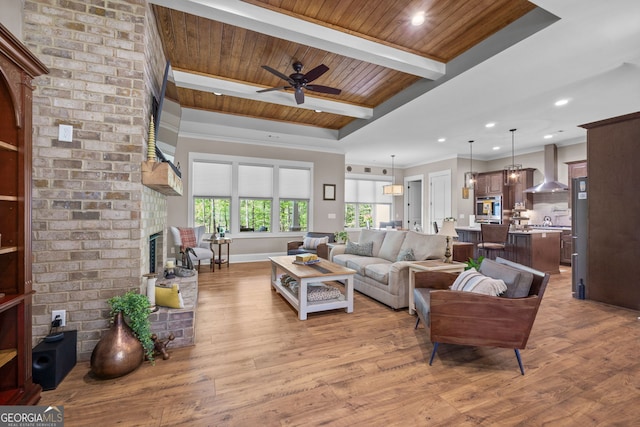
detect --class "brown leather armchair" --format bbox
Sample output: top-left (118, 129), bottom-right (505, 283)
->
top-left (413, 257), bottom-right (550, 374)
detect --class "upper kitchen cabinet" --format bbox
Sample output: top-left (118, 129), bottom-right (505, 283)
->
top-left (475, 171), bottom-right (504, 197)
top-left (510, 168), bottom-right (535, 210)
top-left (567, 160), bottom-right (587, 207)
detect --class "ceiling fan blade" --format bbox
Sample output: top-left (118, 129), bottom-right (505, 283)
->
top-left (294, 87), bottom-right (304, 104)
top-left (306, 85), bottom-right (341, 95)
top-left (261, 65), bottom-right (295, 85)
top-left (303, 64), bottom-right (329, 83)
top-left (256, 86), bottom-right (290, 93)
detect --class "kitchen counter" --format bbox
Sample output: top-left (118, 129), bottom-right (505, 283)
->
top-left (456, 227), bottom-right (561, 274)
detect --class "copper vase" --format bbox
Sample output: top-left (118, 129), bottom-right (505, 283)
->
top-left (90, 311), bottom-right (144, 379)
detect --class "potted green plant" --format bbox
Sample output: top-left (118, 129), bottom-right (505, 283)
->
top-left (465, 255), bottom-right (485, 271)
top-left (334, 231), bottom-right (349, 244)
top-left (107, 291), bottom-right (154, 362)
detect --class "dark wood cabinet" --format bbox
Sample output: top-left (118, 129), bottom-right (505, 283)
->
top-left (560, 230), bottom-right (572, 265)
top-left (475, 171), bottom-right (504, 197)
top-left (0, 24), bottom-right (47, 405)
top-left (581, 112), bottom-right (640, 310)
top-left (567, 160), bottom-right (587, 207)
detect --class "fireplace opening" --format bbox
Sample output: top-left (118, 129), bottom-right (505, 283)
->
top-left (149, 232), bottom-right (163, 274)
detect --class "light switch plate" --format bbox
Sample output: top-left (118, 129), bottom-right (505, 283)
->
top-left (59, 124), bottom-right (73, 142)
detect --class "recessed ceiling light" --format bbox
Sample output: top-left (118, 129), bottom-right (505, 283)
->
top-left (493, 146), bottom-right (500, 150)
top-left (485, 122), bottom-right (496, 128)
top-left (437, 138), bottom-right (446, 143)
top-left (544, 134), bottom-right (553, 139)
top-left (554, 99), bottom-right (569, 106)
top-left (411, 12), bottom-right (426, 26)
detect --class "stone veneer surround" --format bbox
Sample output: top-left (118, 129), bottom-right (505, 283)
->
top-left (25, 0), bottom-right (168, 360)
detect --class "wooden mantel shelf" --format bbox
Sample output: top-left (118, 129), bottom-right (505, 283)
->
top-left (141, 161), bottom-right (183, 196)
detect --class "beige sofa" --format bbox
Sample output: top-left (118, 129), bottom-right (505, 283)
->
top-left (330, 229), bottom-right (446, 309)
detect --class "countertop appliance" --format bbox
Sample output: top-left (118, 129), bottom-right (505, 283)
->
top-left (475, 196), bottom-right (502, 224)
top-left (572, 177), bottom-right (588, 299)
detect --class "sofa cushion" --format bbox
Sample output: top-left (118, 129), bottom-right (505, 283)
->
top-left (358, 229), bottom-right (387, 257)
top-left (303, 236), bottom-right (328, 250)
top-left (377, 231), bottom-right (406, 262)
top-left (345, 256), bottom-right (388, 275)
top-left (479, 258), bottom-right (534, 298)
top-left (396, 248), bottom-right (416, 261)
top-left (450, 268), bottom-right (507, 296)
top-left (344, 241), bottom-right (374, 257)
top-left (399, 231), bottom-right (446, 261)
top-left (364, 263), bottom-right (393, 284)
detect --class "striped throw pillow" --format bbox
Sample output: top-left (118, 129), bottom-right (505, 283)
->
top-left (303, 236), bottom-right (329, 250)
top-left (450, 268), bottom-right (507, 296)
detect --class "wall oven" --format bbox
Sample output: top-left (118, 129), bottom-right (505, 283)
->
top-left (475, 196), bottom-right (502, 223)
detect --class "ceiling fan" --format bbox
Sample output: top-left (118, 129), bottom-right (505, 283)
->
top-left (257, 61), bottom-right (341, 105)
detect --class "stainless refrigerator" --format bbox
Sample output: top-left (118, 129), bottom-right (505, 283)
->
top-left (571, 177), bottom-right (588, 298)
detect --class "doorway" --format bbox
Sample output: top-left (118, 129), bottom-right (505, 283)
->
top-left (429, 169), bottom-right (452, 233)
top-left (404, 174), bottom-right (424, 231)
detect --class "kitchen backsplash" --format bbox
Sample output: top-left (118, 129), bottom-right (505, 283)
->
top-left (529, 192), bottom-right (571, 226)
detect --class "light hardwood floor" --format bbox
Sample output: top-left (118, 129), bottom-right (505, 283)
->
top-left (41, 262), bottom-right (640, 426)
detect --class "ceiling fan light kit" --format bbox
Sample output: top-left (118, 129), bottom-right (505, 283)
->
top-left (257, 62), bottom-right (342, 105)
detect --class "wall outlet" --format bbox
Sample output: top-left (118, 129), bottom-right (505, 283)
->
top-left (52, 309), bottom-right (66, 327)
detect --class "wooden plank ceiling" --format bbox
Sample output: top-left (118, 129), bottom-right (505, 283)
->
top-left (153, 0), bottom-right (536, 130)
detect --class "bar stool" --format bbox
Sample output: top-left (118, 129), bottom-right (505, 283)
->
top-left (477, 224), bottom-right (510, 259)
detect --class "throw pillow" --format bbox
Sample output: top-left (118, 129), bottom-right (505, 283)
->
top-left (303, 236), bottom-right (329, 250)
top-left (450, 268), bottom-right (507, 296)
top-left (396, 248), bottom-right (416, 261)
top-left (344, 241), bottom-right (374, 257)
top-left (155, 284), bottom-right (185, 309)
top-left (478, 258), bottom-right (534, 298)
top-left (178, 227), bottom-right (197, 248)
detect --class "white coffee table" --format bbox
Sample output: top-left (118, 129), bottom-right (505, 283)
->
top-left (269, 255), bottom-right (355, 320)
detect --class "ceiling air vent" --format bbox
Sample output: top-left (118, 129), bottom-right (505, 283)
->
top-left (364, 167), bottom-right (371, 173)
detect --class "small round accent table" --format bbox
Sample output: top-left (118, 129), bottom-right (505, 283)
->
top-left (206, 237), bottom-right (232, 271)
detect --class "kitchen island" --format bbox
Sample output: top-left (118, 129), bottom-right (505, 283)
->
top-left (456, 227), bottom-right (562, 274)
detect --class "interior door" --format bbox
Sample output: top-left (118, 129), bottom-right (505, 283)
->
top-left (404, 175), bottom-right (423, 231)
top-left (429, 170), bottom-right (452, 233)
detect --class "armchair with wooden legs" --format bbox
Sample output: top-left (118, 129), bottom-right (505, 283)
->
top-left (413, 257), bottom-right (550, 375)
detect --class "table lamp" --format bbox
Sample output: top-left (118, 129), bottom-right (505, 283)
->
top-left (438, 220), bottom-right (458, 263)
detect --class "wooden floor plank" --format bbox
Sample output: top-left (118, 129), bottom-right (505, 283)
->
top-left (40, 261), bottom-right (640, 426)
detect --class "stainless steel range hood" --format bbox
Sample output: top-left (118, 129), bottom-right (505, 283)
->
top-left (524, 144), bottom-right (569, 193)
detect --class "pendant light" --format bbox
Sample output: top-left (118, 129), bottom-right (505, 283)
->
top-left (462, 140), bottom-right (477, 199)
top-left (504, 128), bottom-right (522, 185)
top-left (382, 155), bottom-right (403, 196)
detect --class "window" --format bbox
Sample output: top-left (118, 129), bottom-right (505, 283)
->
top-left (192, 161), bottom-right (232, 233)
top-left (345, 179), bottom-right (391, 229)
top-left (190, 155), bottom-right (312, 234)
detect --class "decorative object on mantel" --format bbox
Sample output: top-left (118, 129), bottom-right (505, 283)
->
top-left (438, 218), bottom-right (458, 263)
top-left (382, 154), bottom-right (403, 196)
top-left (504, 128), bottom-right (522, 185)
top-left (463, 140), bottom-right (477, 199)
top-left (147, 115), bottom-right (156, 162)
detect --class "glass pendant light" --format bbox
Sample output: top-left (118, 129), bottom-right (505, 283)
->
top-left (504, 128), bottom-right (522, 185)
top-left (463, 140), bottom-right (477, 199)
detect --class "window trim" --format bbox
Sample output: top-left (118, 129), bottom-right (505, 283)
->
top-left (188, 153), bottom-right (314, 238)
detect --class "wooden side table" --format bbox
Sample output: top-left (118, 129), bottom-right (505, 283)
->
top-left (408, 260), bottom-right (465, 315)
top-left (206, 237), bottom-right (232, 271)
